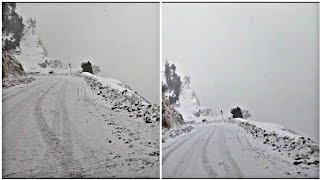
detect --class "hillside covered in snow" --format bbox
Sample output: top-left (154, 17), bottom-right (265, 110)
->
top-left (2, 3), bottom-right (70, 87)
top-left (13, 19), bottom-right (69, 74)
top-left (162, 61), bottom-right (213, 124)
top-left (161, 61), bottom-right (213, 141)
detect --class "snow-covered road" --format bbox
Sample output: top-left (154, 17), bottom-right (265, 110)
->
top-left (162, 122), bottom-right (318, 178)
top-left (2, 75), bottom-right (159, 178)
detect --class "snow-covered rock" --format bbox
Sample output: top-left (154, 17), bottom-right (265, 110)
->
top-left (80, 72), bottom-right (159, 124)
top-left (162, 125), bottom-right (193, 143)
top-left (230, 118), bottom-right (319, 168)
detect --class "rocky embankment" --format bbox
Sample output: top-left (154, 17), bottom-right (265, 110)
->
top-left (230, 119), bottom-right (319, 168)
top-left (2, 48), bottom-right (35, 88)
top-left (81, 73), bottom-right (159, 124)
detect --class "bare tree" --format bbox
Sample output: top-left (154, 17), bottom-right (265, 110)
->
top-left (92, 64), bottom-right (101, 74)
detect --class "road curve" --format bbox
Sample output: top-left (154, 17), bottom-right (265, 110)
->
top-left (162, 122), bottom-right (313, 178)
top-left (3, 75), bottom-right (159, 178)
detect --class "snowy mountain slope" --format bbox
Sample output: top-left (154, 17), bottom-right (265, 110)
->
top-left (12, 20), bottom-right (68, 74)
top-left (175, 78), bottom-right (212, 122)
top-left (80, 72), bottom-right (159, 124)
top-left (162, 63), bottom-right (213, 123)
top-left (13, 22), bottom-right (47, 72)
top-left (161, 62), bottom-right (213, 142)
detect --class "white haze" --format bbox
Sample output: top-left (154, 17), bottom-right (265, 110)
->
top-left (17, 3), bottom-right (159, 104)
top-left (163, 3), bottom-right (319, 142)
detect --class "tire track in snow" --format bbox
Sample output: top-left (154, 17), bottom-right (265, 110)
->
top-left (40, 82), bottom-right (65, 177)
top-left (162, 128), bottom-right (202, 152)
top-left (172, 129), bottom-right (209, 177)
top-left (62, 78), bottom-right (104, 177)
top-left (218, 126), bottom-right (244, 178)
top-left (58, 79), bottom-right (85, 177)
top-left (2, 80), bottom-right (53, 126)
top-left (3, 80), bottom-right (60, 178)
top-left (162, 130), bottom-right (202, 164)
top-left (201, 127), bottom-right (218, 178)
top-left (34, 80), bottom-right (83, 178)
top-left (63, 78), bottom-right (107, 177)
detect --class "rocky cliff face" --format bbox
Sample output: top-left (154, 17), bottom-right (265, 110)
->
top-left (162, 94), bottom-right (185, 129)
top-left (2, 48), bottom-right (25, 79)
top-left (162, 93), bottom-right (193, 142)
top-left (2, 48), bottom-right (35, 88)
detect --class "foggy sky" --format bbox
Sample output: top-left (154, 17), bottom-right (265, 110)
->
top-left (163, 3), bottom-right (319, 141)
top-left (17, 3), bottom-right (159, 104)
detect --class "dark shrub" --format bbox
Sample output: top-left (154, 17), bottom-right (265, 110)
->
top-left (230, 106), bottom-right (243, 118)
top-left (81, 61), bottom-right (93, 74)
top-left (242, 109), bottom-right (251, 119)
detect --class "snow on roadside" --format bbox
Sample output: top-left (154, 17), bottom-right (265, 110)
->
top-left (162, 125), bottom-right (193, 143)
top-left (229, 118), bottom-right (319, 169)
top-left (79, 72), bottom-right (159, 124)
top-left (2, 76), bottom-right (35, 88)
